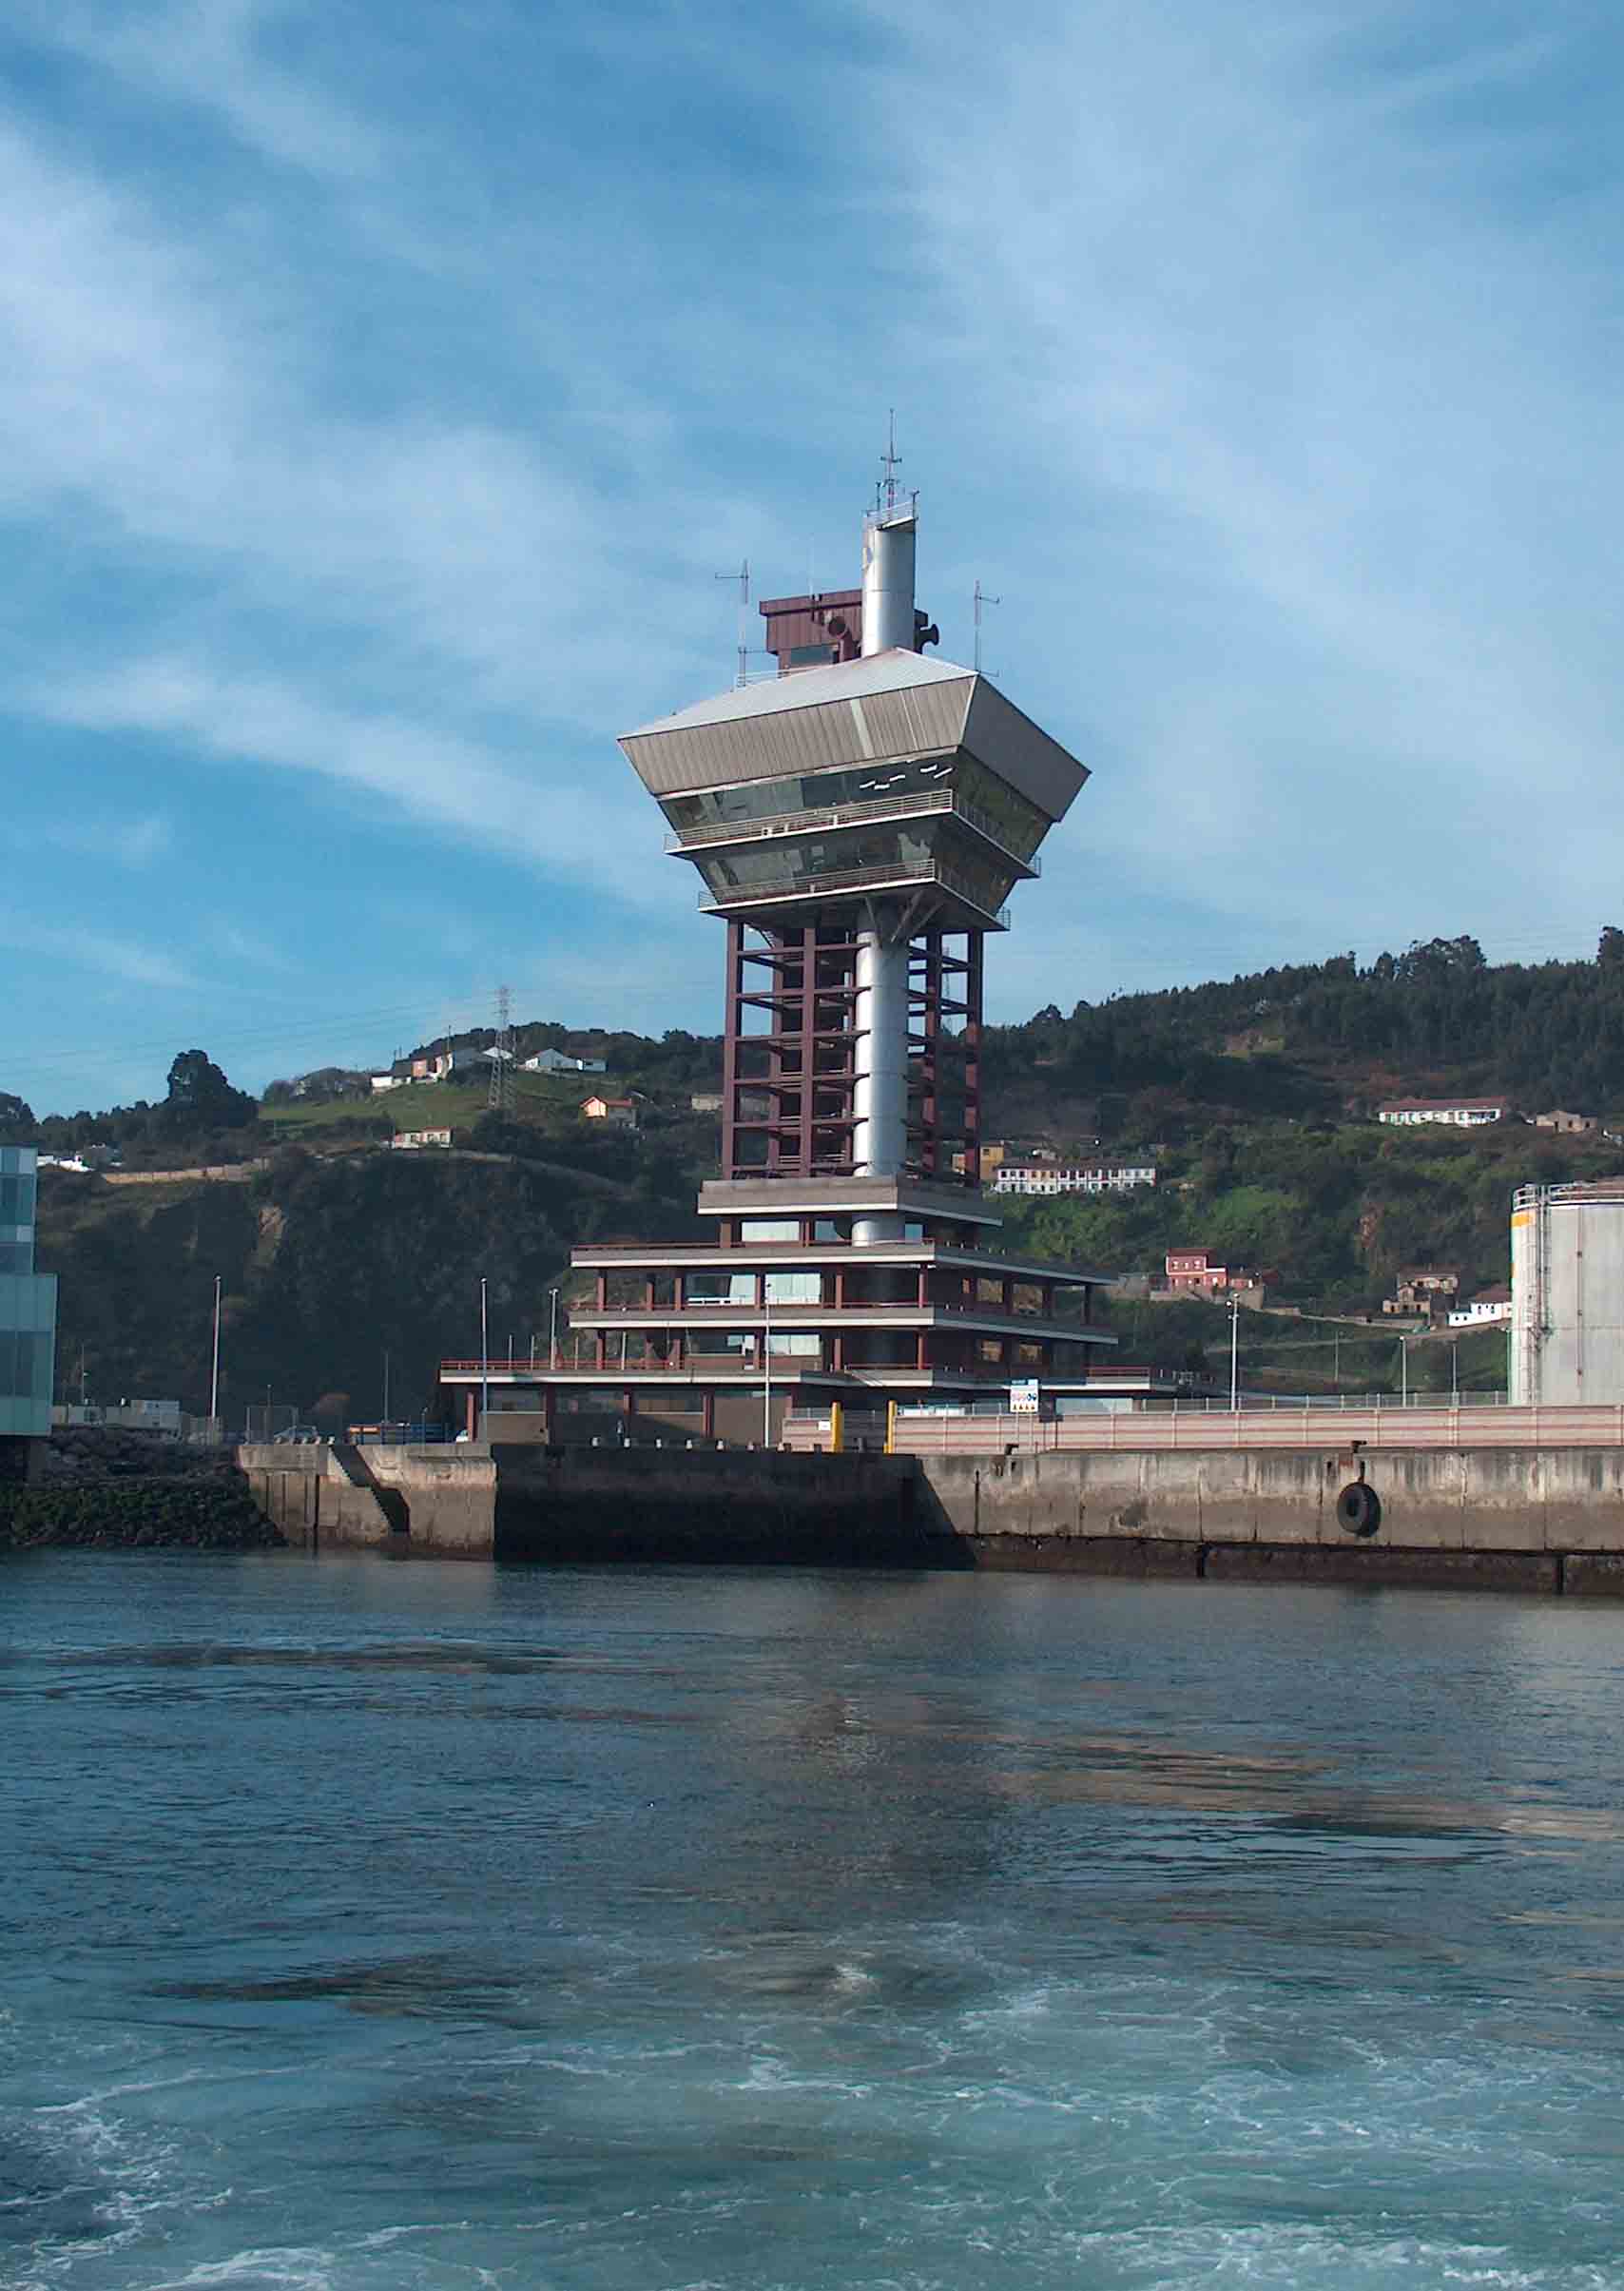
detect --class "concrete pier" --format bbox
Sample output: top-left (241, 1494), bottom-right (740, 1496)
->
top-left (241, 1442), bottom-right (495, 1558)
top-left (237, 1437), bottom-right (1624, 1593)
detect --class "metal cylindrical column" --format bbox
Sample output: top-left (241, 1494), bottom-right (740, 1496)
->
top-left (860, 510), bottom-right (917, 655)
top-left (853, 916), bottom-right (908, 1244)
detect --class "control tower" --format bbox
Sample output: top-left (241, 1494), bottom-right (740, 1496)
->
top-left (439, 482), bottom-right (1116, 1445)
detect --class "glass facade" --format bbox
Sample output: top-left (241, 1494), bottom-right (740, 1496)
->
top-left (764, 1271), bottom-right (822, 1305)
top-left (662, 753), bottom-right (957, 835)
top-left (663, 748), bottom-right (1048, 864)
top-left (0, 1148), bottom-right (56, 1438)
top-left (695, 825), bottom-right (1017, 921)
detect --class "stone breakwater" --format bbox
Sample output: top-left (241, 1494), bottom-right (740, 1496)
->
top-left (0, 1476), bottom-right (284, 1552)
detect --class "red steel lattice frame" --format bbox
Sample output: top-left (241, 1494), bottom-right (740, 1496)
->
top-left (720, 921), bottom-right (982, 1184)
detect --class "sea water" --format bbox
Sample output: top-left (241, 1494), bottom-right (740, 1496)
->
top-left (4, 1553), bottom-right (1624, 2290)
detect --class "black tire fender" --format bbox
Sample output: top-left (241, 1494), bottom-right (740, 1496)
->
top-left (1336, 1480), bottom-right (1381, 1538)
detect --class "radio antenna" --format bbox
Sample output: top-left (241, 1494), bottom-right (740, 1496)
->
top-left (714, 557), bottom-right (749, 689)
top-left (973, 578), bottom-right (1001, 674)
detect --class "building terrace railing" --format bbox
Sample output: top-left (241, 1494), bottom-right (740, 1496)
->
top-left (442, 1360), bottom-right (1052, 1386)
top-left (667, 788), bottom-right (1039, 876)
top-left (698, 858), bottom-right (1012, 930)
top-left (782, 1399), bottom-right (1624, 1457)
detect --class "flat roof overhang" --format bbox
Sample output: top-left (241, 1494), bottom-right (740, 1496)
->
top-left (697, 870), bottom-right (1011, 935)
top-left (697, 1176), bottom-right (1004, 1227)
top-left (570, 1241), bottom-right (1112, 1288)
top-left (560, 1307), bottom-right (1115, 1343)
top-left (444, 1366), bottom-right (1083, 1393)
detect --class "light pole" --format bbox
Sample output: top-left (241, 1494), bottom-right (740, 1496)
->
top-left (1228, 1293), bottom-right (1239, 1411)
top-left (479, 1276), bottom-right (489, 1438)
top-left (549, 1287), bottom-right (560, 1370)
top-left (209, 1274), bottom-right (222, 1438)
top-left (382, 1348), bottom-right (391, 1425)
top-left (1400, 1336), bottom-right (1408, 1408)
top-left (764, 1285), bottom-right (773, 1446)
top-left (1451, 1341), bottom-right (1459, 1403)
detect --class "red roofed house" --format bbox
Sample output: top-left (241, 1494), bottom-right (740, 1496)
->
top-left (582, 1096), bottom-right (639, 1130)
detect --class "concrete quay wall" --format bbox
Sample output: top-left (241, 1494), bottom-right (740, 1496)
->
top-left (491, 1443), bottom-right (921, 1564)
top-left (916, 1446), bottom-right (1624, 1594)
top-left (240, 1443), bottom-right (496, 1558)
top-left (237, 1441), bottom-right (917, 1564)
top-left (235, 1439), bottom-right (1624, 1593)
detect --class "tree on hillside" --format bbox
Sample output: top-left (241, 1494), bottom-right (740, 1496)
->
top-left (0, 1092), bottom-right (35, 1139)
top-left (1600, 926), bottom-right (1624, 967)
top-left (160, 1051), bottom-right (258, 1136)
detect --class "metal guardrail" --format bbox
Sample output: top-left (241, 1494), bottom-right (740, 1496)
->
top-left (698, 858), bottom-right (1012, 929)
top-left (667, 789), bottom-right (1039, 876)
top-left (785, 1405), bottom-right (1624, 1455)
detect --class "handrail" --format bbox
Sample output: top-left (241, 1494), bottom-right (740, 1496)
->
top-left (697, 859), bottom-right (1013, 929)
top-left (667, 789), bottom-right (1040, 877)
top-left (543, 1300), bottom-right (1094, 1330)
top-left (781, 1402), bottom-right (1624, 1455)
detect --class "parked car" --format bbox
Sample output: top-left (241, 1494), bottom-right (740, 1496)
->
top-left (272, 1425), bottom-right (321, 1445)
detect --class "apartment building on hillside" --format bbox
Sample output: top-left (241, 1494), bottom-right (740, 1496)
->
top-left (991, 1161), bottom-right (1157, 1197)
top-left (1377, 1096), bottom-right (1509, 1129)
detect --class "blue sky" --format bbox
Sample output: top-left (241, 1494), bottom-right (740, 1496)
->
top-left (5, 0), bottom-right (1623, 1115)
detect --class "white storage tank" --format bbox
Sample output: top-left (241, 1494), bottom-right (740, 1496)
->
top-left (1510, 1181), bottom-right (1624, 1405)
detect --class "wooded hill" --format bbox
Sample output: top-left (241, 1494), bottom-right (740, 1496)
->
top-left (20, 932), bottom-right (1624, 1418)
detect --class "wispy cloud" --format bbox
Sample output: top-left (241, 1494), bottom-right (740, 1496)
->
top-left (5, 0), bottom-right (1624, 1116)
top-left (13, 0), bottom-right (386, 179)
top-left (0, 919), bottom-right (195, 992)
top-left (4, 813), bottom-right (173, 869)
top-left (879, 1), bottom-right (1624, 972)
top-left (26, 657), bottom-right (673, 907)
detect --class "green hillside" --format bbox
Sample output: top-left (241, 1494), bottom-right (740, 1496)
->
top-left (37, 1140), bottom-right (706, 1427)
top-left (16, 933), bottom-right (1624, 1420)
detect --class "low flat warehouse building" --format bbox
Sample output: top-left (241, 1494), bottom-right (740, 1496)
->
top-left (0, 1146), bottom-right (58, 1475)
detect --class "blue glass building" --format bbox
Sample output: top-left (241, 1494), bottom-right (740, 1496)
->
top-left (1, 1146), bottom-right (58, 1445)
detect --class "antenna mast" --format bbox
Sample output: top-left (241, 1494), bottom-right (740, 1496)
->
top-left (879, 410), bottom-right (903, 515)
top-left (973, 578), bottom-right (1001, 675)
top-left (714, 558), bottom-right (750, 690)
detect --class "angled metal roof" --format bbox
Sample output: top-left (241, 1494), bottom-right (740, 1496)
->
top-left (619, 650), bottom-right (1089, 824)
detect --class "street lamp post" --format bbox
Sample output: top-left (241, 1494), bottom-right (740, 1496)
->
top-left (549, 1287), bottom-right (560, 1370)
top-left (1228, 1294), bottom-right (1239, 1411)
top-left (209, 1274), bottom-right (222, 1439)
top-left (479, 1276), bottom-right (489, 1438)
top-left (764, 1285), bottom-right (773, 1446)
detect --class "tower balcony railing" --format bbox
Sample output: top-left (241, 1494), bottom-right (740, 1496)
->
top-left (667, 788), bottom-right (1039, 878)
top-left (697, 858), bottom-right (1012, 930)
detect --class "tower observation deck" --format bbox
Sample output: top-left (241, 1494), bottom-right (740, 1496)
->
top-left (439, 487), bottom-right (1116, 1446)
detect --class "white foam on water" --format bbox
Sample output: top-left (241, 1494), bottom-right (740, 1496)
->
top-left (143, 2248), bottom-right (338, 2291)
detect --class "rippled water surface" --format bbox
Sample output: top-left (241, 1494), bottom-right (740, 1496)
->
top-left (6, 1552), bottom-right (1624, 2288)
